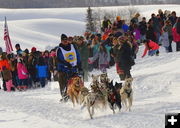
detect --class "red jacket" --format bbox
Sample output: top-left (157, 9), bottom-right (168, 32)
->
top-left (142, 40), bottom-right (159, 57)
top-left (172, 27), bottom-right (180, 42)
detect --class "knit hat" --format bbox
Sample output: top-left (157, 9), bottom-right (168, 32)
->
top-left (15, 43), bottom-right (20, 48)
top-left (116, 16), bottom-right (121, 21)
top-left (31, 47), bottom-right (36, 52)
top-left (61, 34), bottom-right (68, 40)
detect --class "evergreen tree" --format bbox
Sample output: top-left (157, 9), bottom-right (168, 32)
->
top-left (86, 6), bottom-right (96, 32)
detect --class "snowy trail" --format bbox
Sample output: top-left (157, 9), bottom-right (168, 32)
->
top-left (0, 89), bottom-right (164, 128)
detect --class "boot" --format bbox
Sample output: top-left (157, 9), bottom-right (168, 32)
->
top-left (17, 86), bottom-right (22, 91)
top-left (22, 85), bottom-right (28, 91)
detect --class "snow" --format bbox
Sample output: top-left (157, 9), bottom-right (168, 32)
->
top-left (0, 4), bottom-right (180, 128)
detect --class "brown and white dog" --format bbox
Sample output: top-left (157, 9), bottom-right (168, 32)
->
top-left (80, 74), bottom-right (108, 119)
top-left (81, 91), bottom-right (108, 119)
top-left (67, 76), bottom-right (84, 106)
top-left (120, 77), bottom-right (133, 111)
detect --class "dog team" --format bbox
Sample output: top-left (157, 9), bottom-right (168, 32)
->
top-left (66, 73), bottom-right (133, 119)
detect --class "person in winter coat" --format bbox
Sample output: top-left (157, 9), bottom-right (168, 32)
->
top-left (163, 20), bottom-right (173, 52)
top-left (122, 20), bottom-right (129, 33)
top-left (151, 14), bottom-right (161, 44)
top-left (133, 24), bottom-right (141, 45)
top-left (118, 37), bottom-right (134, 79)
top-left (0, 52), bottom-right (11, 91)
top-left (112, 37), bottom-right (125, 81)
top-left (113, 16), bottom-right (123, 31)
top-left (43, 50), bottom-right (51, 81)
top-left (56, 34), bottom-right (81, 101)
top-left (76, 36), bottom-right (89, 81)
top-left (91, 35), bottom-right (100, 69)
top-left (49, 49), bottom-right (58, 81)
top-left (28, 47), bottom-right (40, 87)
top-left (139, 17), bottom-right (147, 43)
top-left (7, 53), bottom-right (18, 89)
top-left (17, 58), bottom-right (29, 90)
top-left (142, 40), bottom-right (159, 57)
top-left (88, 43), bottom-right (110, 73)
top-left (103, 33), bottom-right (115, 67)
top-left (172, 17), bottom-right (180, 51)
top-left (15, 44), bottom-right (23, 55)
top-left (102, 16), bottom-right (112, 32)
top-left (159, 27), bottom-right (169, 52)
top-left (146, 19), bottom-right (157, 43)
top-left (131, 13), bottom-right (140, 25)
top-left (2, 66), bottom-right (14, 92)
top-left (36, 57), bottom-right (48, 88)
top-left (2, 53), bottom-right (15, 92)
top-left (169, 11), bottom-right (178, 27)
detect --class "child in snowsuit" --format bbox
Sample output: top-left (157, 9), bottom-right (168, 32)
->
top-left (36, 56), bottom-right (48, 88)
top-left (17, 58), bottom-right (29, 90)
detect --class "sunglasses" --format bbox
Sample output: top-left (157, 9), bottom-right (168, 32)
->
top-left (63, 39), bottom-right (68, 41)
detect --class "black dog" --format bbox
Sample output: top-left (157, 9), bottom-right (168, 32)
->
top-left (108, 81), bottom-right (122, 114)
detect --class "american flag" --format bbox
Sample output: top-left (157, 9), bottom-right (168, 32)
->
top-left (4, 17), bottom-right (13, 54)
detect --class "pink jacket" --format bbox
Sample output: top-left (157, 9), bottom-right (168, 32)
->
top-left (172, 27), bottom-right (180, 42)
top-left (17, 62), bottom-right (28, 80)
top-left (142, 40), bottom-right (159, 57)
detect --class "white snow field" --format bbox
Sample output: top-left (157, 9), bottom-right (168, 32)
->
top-left (0, 4), bottom-right (180, 128)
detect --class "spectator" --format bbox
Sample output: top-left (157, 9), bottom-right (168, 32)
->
top-left (142, 40), bottom-right (159, 57)
top-left (172, 17), bottom-right (180, 51)
top-left (15, 44), bottom-right (23, 55)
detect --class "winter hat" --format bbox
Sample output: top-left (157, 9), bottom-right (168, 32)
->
top-left (15, 43), bottom-right (20, 48)
top-left (24, 49), bottom-right (29, 54)
top-left (116, 16), bottom-right (121, 21)
top-left (31, 47), bottom-right (36, 52)
top-left (61, 34), bottom-right (68, 40)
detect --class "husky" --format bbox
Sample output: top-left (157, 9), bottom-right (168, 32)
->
top-left (120, 77), bottom-right (133, 111)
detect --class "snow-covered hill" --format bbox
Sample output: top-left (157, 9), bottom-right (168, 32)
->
top-left (0, 4), bottom-right (180, 128)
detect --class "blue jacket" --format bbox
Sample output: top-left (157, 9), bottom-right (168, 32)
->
top-left (57, 43), bottom-right (81, 74)
top-left (122, 24), bottom-right (129, 32)
top-left (36, 65), bottom-right (48, 78)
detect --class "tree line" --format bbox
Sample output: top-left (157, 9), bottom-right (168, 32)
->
top-left (0, 0), bottom-right (179, 8)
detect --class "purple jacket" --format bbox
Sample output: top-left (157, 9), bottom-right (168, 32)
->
top-left (133, 29), bottom-right (141, 40)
